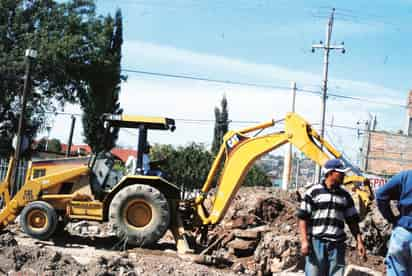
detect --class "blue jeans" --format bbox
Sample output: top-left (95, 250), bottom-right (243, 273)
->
top-left (305, 238), bottom-right (345, 276)
top-left (386, 226), bottom-right (412, 276)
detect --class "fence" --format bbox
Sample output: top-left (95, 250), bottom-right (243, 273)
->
top-left (0, 158), bottom-right (28, 198)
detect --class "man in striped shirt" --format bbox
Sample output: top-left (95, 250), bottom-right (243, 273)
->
top-left (297, 159), bottom-right (366, 276)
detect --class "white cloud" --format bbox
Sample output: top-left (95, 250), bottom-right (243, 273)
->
top-left (43, 41), bottom-right (407, 164)
top-left (123, 40), bottom-right (405, 102)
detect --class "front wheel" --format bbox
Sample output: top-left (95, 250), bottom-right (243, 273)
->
top-left (20, 201), bottom-right (58, 240)
top-left (109, 184), bottom-right (170, 246)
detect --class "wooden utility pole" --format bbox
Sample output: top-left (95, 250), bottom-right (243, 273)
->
top-left (312, 8), bottom-right (345, 182)
top-left (66, 115), bottom-right (76, 157)
top-left (282, 81), bottom-right (296, 190)
top-left (14, 49), bottom-right (37, 163)
top-left (12, 49), bottom-right (37, 194)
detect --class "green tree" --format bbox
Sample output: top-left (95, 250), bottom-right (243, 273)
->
top-left (244, 165), bottom-right (272, 187)
top-left (0, 0), bottom-right (104, 157)
top-left (36, 137), bottom-right (62, 153)
top-left (151, 142), bottom-right (271, 191)
top-left (80, 9), bottom-right (124, 152)
top-left (211, 95), bottom-right (229, 154)
top-left (151, 143), bottom-right (214, 192)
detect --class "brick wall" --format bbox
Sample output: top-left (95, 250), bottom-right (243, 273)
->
top-left (365, 131), bottom-right (412, 175)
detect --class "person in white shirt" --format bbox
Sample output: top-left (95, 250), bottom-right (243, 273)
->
top-left (142, 143), bottom-right (163, 177)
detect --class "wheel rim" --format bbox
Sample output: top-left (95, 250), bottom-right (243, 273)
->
top-left (27, 209), bottom-right (48, 231)
top-left (124, 199), bottom-right (152, 228)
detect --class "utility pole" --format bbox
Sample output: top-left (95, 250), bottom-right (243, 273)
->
top-left (12, 49), bottom-right (37, 194)
top-left (282, 81), bottom-right (296, 190)
top-left (295, 153), bottom-right (300, 189)
top-left (312, 8), bottom-right (345, 182)
top-left (66, 115), bottom-right (76, 157)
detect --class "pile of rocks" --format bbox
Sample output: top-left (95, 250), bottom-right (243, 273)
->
top-left (198, 187), bottom-right (386, 275)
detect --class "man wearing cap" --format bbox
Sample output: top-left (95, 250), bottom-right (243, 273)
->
top-left (376, 170), bottom-right (412, 275)
top-left (297, 158), bottom-right (366, 276)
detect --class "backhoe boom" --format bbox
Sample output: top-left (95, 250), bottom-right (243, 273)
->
top-left (195, 112), bottom-right (373, 225)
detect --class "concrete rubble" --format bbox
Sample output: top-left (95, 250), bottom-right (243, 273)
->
top-left (196, 187), bottom-right (387, 275)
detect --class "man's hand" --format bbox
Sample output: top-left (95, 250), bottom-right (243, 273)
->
top-left (357, 236), bottom-right (367, 260)
top-left (301, 239), bottom-right (310, 256)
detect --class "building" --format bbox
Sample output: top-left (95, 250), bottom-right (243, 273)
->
top-left (59, 144), bottom-right (137, 162)
top-left (361, 91), bottom-right (412, 178)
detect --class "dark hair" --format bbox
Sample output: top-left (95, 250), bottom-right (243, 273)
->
top-left (144, 143), bottom-right (151, 153)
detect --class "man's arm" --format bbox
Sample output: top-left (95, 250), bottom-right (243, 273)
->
top-left (344, 194), bottom-right (366, 258)
top-left (298, 219), bottom-right (310, 256)
top-left (376, 173), bottom-right (402, 224)
top-left (296, 192), bottom-right (313, 256)
top-left (347, 221), bottom-right (366, 258)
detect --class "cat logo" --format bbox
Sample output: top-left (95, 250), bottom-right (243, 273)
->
top-left (226, 134), bottom-right (240, 149)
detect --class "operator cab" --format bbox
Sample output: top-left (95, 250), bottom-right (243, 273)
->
top-left (89, 114), bottom-right (176, 200)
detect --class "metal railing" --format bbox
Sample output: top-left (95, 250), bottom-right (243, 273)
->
top-left (0, 158), bottom-right (28, 197)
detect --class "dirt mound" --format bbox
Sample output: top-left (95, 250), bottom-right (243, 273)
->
top-left (202, 187), bottom-right (385, 274)
top-left (90, 255), bottom-right (135, 275)
top-left (0, 231), bottom-right (86, 275)
top-left (0, 230), bottom-right (237, 276)
top-left (0, 231), bottom-right (17, 247)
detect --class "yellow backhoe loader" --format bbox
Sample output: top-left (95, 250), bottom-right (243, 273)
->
top-left (0, 112), bottom-right (373, 253)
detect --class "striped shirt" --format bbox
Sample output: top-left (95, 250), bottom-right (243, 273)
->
top-left (297, 182), bottom-right (360, 242)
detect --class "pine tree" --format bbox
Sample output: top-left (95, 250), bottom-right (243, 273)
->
top-left (80, 9), bottom-right (124, 152)
top-left (211, 95), bottom-right (229, 154)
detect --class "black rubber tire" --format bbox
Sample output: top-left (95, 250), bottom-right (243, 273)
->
top-left (109, 184), bottom-right (170, 247)
top-left (20, 201), bottom-right (58, 240)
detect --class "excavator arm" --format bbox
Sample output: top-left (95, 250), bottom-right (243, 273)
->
top-left (194, 112), bottom-right (373, 225)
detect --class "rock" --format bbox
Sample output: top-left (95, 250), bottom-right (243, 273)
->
top-left (8, 268), bottom-right (37, 276)
top-left (226, 238), bottom-right (257, 251)
top-left (233, 229), bottom-right (260, 240)
top-left (270, 257), bottom-right (283, 273)
top-left (135, 267), bottom-right (144, 274)
top-left (253, 234), bottom-right (301, 274)
top-left (232, 262), bottom-right (245, 273)
top-left (0, 232), bottom-right (17, 247)
top-left (224, 216), bottom-right (257, 229)
top-left (345, 265), bottom-right (383, 276)
top-left (221, 233), bottom-right (235, 247)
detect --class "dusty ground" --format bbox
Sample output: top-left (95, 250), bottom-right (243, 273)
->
top-left (0, 187), bottom-right (388, 275)
top-left (2, 228), bottom-right (238, 276)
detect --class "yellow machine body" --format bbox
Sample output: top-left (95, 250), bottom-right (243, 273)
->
top-left (0, 112), bottom-right (373, 250)
top-left (194, 112), bottom-right (374, 225)
top-left (0, 114), bottom-right (179, 229)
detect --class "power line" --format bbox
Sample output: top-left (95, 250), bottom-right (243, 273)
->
top-left (121, 68), bottom-right (407, 108)
top-left (122, 68), bottom-right (292, 91)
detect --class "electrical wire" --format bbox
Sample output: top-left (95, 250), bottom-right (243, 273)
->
top-left (121, 68), bottom-right (408, 108)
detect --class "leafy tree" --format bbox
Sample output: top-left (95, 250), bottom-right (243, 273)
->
top-left (151, 141), bottom-right (271, 194)
top-left (0, 0), bottom-right (100, 157)
top-left (80, 9), bottom-right (124, 152)
top-left (151, 143), bottom-right (214, 192)
top-left (0, 1), bottom-right (125, 156)
top-left (244, 165), bottom-right (272, 187)
top-left (36, 137), bottom-right (62, 153)
top-left (211, 95), bottom-right (229, 154)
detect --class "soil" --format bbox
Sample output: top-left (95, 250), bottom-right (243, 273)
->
top-left (0, 186), bottom-right (389, 275)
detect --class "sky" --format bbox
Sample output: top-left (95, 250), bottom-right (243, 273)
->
top-left (45, 0), bottom-right (412, 166)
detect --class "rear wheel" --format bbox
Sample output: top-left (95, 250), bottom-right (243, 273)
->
top-left (20, 201), bottom-right (58, 240)
top-left (109, 184), bottom-right (170, 246)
